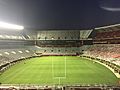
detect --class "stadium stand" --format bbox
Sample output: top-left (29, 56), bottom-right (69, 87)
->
top-left (0, 29), bottom-right (37, 74)
top-left (80, 30), bottom-right (93, 39)
top-left (0, 30), bottom-right (25, 40)
top-left (0, 25), bottom-right (120, 89)
top-left (0, 85), bottom-right (120, 90)
top-left (94, 30), bottom-right (120, 39)
top-left (35, 30), bottom-right (81, 56)
top-left (65, 86), bottom-right (120, 90)
top-left (37, 30), bottom-right (80, 40)
top-left (35, 47), bottom-right (79, 56)
top-left (79, 25), bottom-right (120, 82)
top-left (0, 48), bottom-right (36, 73)
top-left (83, 44), bottom-right (120, 63)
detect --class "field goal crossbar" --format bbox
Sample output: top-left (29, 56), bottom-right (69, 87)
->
top-left (51, 55), bottom-right (67, 85)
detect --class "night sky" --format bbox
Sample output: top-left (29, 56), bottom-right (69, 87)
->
top-left (0, 0), bottom-right (120, 30)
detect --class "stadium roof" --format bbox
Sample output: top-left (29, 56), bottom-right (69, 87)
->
top-left (95, 23), bottom-right (120, 32)
top-left (0, 0), bottom-right (120, 30)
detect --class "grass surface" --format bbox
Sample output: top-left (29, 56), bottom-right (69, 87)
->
top-left (0, 56), bottom-right (119, 85)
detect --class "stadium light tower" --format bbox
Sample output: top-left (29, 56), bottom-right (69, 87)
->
top-left (0, 21), bottom-right (24, 30)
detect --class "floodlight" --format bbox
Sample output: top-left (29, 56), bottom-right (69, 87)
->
top-left (0, 21), bottom-right (24, 30)
top-left (52, 37), bottom-right (54, 40)
top-left (25, 50), bottom-right (30, 53)
top-left (0, 35), bottom-right (3, 38)
top-left (11, 51), bottom-right (16, 54)
top-left (4, 52), bottom-right (10, 55)
top-left (18, 51), bottom-right (23, 53)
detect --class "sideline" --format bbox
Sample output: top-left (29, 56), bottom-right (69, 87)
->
top-left (82, 56), bottom-right (120, 78)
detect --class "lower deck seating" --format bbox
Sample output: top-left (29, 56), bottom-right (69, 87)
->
top-left (0, 48), bottom-right (36, 73)
top-left (83, 44), bottom-right (120, 66)
top-left (0, 48), bottom-right (35, 66)
top-left (0, 56), bottom-right (12, 66)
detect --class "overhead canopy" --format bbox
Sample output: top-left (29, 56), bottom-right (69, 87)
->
top-left (95, 24), bottom-right (120, 32)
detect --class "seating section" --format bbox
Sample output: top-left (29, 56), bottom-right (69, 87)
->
top-left (0, 56), bottom-right (12, 66)
top-left (66, 86), bottom-right (120, 90)
top-left (35, 47), bottom-right (79, 55)
top-left (37, 30), bottom-right (80, 40)
top-left (83, 44), bottom-right (120, 66)
top-left (0, 48), bottom-right (35, 66)
top-left (94, 30), bottom-right (120, 39)
top-left (0, 30), bottom-right (25, 40)
top-left (0, 86), bottom-right (119, 90)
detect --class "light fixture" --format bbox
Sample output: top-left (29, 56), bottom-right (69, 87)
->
top-left (11, 51), bottom-right (16, 54)
top-left (4, 52), bottom-right (10, 55)
top-left (25, 50), bottom-right (30, 53)
top-left (0, 21), bottom-right (24, 30)
top-left (18, 51), bottom-right (23, 53)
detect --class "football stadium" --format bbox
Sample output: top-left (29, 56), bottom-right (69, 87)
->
top-left (0, 26), bottom-right (120, 90)
top-left (0, 0), bottom-right (120, 90)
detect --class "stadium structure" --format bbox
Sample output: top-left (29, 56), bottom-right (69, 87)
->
top-left (0, 22), bottom-right (120, 90)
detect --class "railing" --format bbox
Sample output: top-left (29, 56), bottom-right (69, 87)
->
top-left (0, 84), bottom-right (120, 90)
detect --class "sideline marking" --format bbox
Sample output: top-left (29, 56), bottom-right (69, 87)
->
top-left (82, 56), bottom-right (120, 78)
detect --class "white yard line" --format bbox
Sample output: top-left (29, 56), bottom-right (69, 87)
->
top-left (64, 51), bottom-right (67, 78)
top-left (51, 56), bottom-right (54, 78)
top-left (51, 56), bottom-right (67, 85)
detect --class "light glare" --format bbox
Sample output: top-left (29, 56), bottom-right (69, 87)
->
top-left (0, 21), bottom-right (24, 30)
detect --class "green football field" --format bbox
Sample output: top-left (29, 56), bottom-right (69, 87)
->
top-left (0, 56), bottom-right (119, 85)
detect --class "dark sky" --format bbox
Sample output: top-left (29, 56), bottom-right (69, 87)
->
top-left (0, 0), bottom-right (120, 30)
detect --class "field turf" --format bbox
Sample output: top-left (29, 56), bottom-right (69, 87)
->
top-left (0, 56), bottom-right (119, 85)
